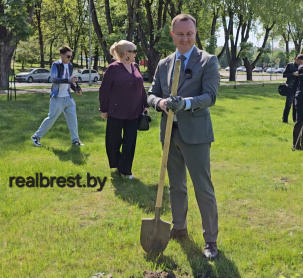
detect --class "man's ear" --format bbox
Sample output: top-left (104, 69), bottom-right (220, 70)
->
top-left (170, 30), bottom-right (174, 38)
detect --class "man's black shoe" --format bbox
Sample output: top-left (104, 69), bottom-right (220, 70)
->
top-left (204, 242), bottom-right (218, 259)
top-left (169, 228), bottom-right (188, 240)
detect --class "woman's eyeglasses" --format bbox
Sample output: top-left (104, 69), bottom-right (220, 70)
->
top-left (128, 50), bottom-right (137, 54)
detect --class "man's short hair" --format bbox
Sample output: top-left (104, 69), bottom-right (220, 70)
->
top-left (296, 54), bottom-right (303, 60)
top-left (171, 14), bottom-right (196, 31)
top-left (60, 45), bottom-right (73, 55)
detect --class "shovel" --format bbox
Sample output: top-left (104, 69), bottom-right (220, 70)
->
top-left (140, 59), bottom-right (181, 255)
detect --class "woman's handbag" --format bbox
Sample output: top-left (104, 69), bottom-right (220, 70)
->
top-left (138, 112), bottom-right (151, 131)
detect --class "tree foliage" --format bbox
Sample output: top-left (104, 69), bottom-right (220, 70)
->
top-left (1, 0), bottom-right (302, 87)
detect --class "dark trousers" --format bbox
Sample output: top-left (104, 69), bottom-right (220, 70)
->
top-left (293, 95), bottom-right (303, 149)
top-left (106, 116), bottom-right (138, 175)
top-left (283, 92), bottom-right (296, 122)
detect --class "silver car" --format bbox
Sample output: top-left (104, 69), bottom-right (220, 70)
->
top-left (15, 68), bottom-right (51, 83)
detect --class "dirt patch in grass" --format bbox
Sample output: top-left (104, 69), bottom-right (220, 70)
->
top-left (143, 271), bottom-right (178, 278)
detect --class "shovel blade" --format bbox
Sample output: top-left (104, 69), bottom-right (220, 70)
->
top-left (140, 217), bottom-right (171, 255)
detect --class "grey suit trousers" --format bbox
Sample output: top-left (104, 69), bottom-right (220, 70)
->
top-left (166, 126), bottom-right (218, 243)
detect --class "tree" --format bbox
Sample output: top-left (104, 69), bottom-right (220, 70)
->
top-left (33, 0), bottom-right (45, 67)
top-left (0, 0), bottom-right (35, 88)
top-left (15, 36), bottom-right (40, 70)
top-left (137, 0), bottom-right (170, 82)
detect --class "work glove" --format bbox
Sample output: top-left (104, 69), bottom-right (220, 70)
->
top-left (166, 95), bottom-right (186, 114)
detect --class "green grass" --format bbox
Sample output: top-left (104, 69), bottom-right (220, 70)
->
top-left (1, 85), bottom-right (303, 278)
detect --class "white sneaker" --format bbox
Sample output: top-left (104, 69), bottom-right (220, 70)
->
top-left (116, 170), bottom-right (134, 180)
top-left (31, 136), bottom-right (41, 147)
top-left (72, 140), bottom-right (84, 146)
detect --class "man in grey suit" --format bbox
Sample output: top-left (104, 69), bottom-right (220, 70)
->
top-left (147, 14), bottom-right (220, 259)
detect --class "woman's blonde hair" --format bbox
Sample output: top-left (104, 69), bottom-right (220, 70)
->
top-left (110, 40), bottom-right (136, 59)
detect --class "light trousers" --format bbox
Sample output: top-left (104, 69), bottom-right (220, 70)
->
top-left (34, 96), bottom-right (79, 142)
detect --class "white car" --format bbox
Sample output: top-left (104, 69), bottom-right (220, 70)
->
top-left (276, 68), bottom-right (285, 73)
top-left (75, 69), bottom-right (100, 82)
top-left (15, 68), bottom-right (51, 83)
top-left (266, 68), bottom-right (277, 73)
top-left (236, 66), bottom-right (246, 72)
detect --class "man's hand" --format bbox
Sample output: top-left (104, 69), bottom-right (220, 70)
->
top-left (76, 89), bottom-right (82, 96)
top-left (157, 98), bottom-right (169, 114)
top-left (71, 76), bottom-right (78, 83)
top-left (166, 95), bottom-right (186, 114)
top-left (293, 71), bottom-right (299, 77)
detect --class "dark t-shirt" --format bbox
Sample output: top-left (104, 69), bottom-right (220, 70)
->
top-left (99, 62), bottom-right (148, 120)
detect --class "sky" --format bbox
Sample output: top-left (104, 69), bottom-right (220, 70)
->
top-left (216, 28), bottom-right (263, 48)
top-left (215, 27), bottom-right (291, 49)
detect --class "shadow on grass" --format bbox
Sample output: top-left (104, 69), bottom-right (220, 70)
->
top-left (142, 237), bottom-right (241, 277)
top-left (51, 146), bottom-right (89, 165)
top-left (179, 237), bottom-right (241, 278)
top-left (144, 253), bottom-right (178, 276)
top-left (110, 171), bottom-right (170, 214)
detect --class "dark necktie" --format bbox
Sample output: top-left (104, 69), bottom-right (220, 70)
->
top-left (179, 54), bottom-right (186, 74)
top-left (65, 68), bottom-right (68, 78)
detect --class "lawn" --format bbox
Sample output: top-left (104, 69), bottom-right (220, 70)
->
top-left (0, 84), bottom-right (302, 278)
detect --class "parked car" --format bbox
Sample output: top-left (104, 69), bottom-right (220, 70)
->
top-left (15, 68), bottom-right (51, 83)
top-left (263, 67), bottom-right (269, 72)
top-left (266, 67), bottom-right (277, 73)
top-left (141, 70), bottom-right (153, 81)
top-left (236, 66), bottom-right (246, 72)
top-left (225, 66), bottom-right (230, 71)
top-left (276, 68), bottom-right (285, 73)
top-left (75, 69), bottom-right (100, 82)
top-left (252, 67), bottom-right (263, 72)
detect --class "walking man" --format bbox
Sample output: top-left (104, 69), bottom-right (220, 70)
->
top-left (31, 45), bottom-right (84, 147)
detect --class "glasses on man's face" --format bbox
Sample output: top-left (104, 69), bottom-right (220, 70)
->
top-left (173, 33), bottom-right (196, 39)
top-left (128, 50), bottom-right (137, 54)
top-left (66, 55), bottom-right (72, 59)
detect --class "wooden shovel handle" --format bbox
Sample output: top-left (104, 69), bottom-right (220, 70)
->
top-left (156, 59), bottom-right (181, 208)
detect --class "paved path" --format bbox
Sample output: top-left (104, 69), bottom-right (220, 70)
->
top-left (1, 79), bottom-right (284, 96)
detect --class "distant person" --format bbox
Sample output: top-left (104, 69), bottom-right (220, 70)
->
top-left (148, 14), bottom-right (220, 259)
top-left (293, 64), bottom-right (303, 150)
top-left (282, 54), bottom-right (303, 123)
top-left (31, 45), bottom-right (84, 147)
top-left (99, 40), bottom-right (149, 180)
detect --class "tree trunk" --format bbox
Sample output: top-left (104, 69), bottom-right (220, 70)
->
top-left (35, 1), bottom-right (45, 68)
top-left (0, 32), bottom-right (17, 88)
top-left (105, 0), bottom-right (113, 34)
top-left (229, 61), bottom-right (237, 82)
top-left (49, 39), bottom-right (54, 67)
top-left (0, 3), bottom-right (34, 87)
top-left (126, 0), bottom-right (139, 41)
top-left (147, 48), bottom-right (162, 82)
top-left (84, 50), bottom-right (88, 69)
top-left (93, 45), bottom-right (99, 70)
top-left (90, 0), bottom-right (112, 64)
top-left (244, 58), bottom-right (252, 80)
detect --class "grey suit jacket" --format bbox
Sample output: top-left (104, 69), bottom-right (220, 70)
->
top-left (147, 47), bottom-right (220, 144)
